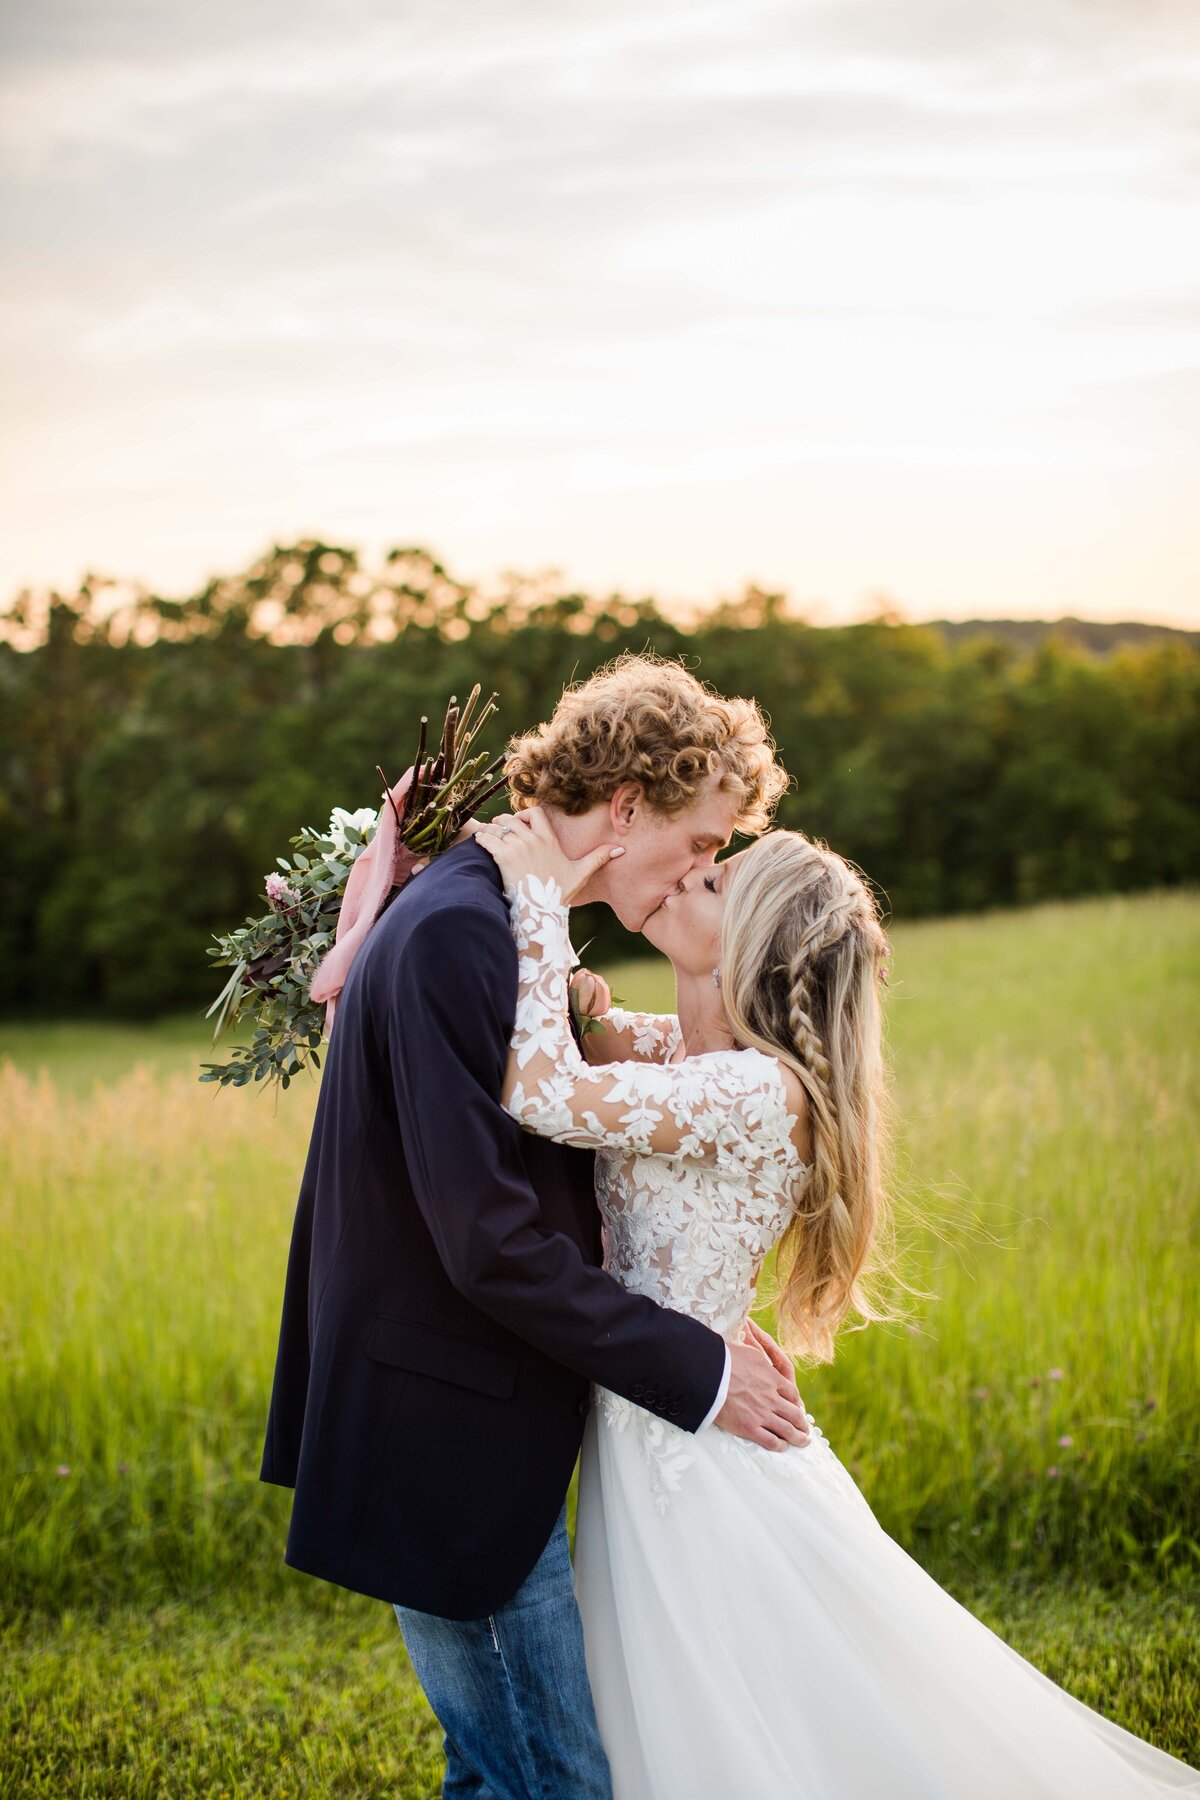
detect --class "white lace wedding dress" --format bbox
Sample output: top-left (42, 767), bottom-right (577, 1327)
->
top-left (503, 876), bottom-right (1199, 1799)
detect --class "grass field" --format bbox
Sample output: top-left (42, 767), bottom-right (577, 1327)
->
top-left (3, 1583), bottom-right (1195, 1797)
top-left (1, 889), bottom-right (1198, 1790)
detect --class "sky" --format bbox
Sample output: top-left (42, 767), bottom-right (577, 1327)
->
top-left (1, 0), bottom-right (1198, 626)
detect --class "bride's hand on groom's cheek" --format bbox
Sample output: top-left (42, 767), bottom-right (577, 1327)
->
top-left (475, 806), bottom-right (624, 904)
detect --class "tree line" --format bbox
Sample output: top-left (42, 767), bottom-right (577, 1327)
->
top-left (2, 539), bottom-right (1197, 1015)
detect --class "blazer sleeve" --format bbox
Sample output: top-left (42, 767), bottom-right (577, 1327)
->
top-left (387, 898), bottom-right (727, 1433)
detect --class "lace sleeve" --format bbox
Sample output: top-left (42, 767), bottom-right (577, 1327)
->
top-left (582, 1005), bottom-right (682, 1066)
top-left (503, 876), bottom-right (799, 1166)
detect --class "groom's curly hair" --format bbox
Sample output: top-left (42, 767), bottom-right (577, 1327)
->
top-left (505, 653), bottom-right (788, 832)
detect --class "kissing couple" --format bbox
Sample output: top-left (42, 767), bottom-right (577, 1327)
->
top-left (262, 656), bottom-right (1197, 1799)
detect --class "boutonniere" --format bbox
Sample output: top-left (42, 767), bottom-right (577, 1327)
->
top-left (568, 942), bottom-right (621, 1039)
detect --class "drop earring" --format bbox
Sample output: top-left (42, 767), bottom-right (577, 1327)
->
top-left (711, 967), bottom-right (721, 989)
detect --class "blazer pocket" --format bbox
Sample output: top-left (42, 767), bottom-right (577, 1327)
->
top-left (364, 1315), bottom-right (519, 1400)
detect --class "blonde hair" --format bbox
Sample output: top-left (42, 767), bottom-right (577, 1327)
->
top-left (721, 831), bottom-right (893, 1362)
top-left (506, 653), bottom-right (787, 834)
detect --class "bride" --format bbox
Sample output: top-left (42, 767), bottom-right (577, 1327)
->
top-left (474, 806), bottom-right (1198, 1800)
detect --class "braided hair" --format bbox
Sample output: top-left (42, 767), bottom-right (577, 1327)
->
top-left (720, 831), bottom-right (892, 1361)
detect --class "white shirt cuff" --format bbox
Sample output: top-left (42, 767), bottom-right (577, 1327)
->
top-left (697, 1343), bottom-right (732, 1431)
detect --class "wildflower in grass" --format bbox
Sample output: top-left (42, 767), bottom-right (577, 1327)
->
top-left (969, 1385), bottom-right (990, 1401)
top-left (1057, 1434), bottom-right (1074, 1448)
top-left (1028, 1375), bottom-right (1041, 1388)
top-left (1144, 1396), bottom-right (1157, 1411)
top-left (55, 1464), bottom-right (70, 1476)
top-left (1047, 1367), bottom-right (1064, 1381)
top-left (1046, 1465), bottom-right (1060, 1479)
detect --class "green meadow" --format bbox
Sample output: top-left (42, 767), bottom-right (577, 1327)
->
top-left (2, 890), bottom-right (1198, 1793)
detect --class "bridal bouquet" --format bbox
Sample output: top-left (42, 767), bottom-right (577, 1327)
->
top-left (201, 688), bottom-right (505, 1090)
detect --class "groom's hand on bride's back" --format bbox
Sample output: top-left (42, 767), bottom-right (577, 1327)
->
top-left (718, 1338), bottom-right (811, 1451)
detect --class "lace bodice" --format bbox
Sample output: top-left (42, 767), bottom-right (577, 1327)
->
top-left (503, 877), bottom-right (809, 1341)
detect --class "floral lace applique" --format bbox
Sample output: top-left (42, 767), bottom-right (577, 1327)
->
top-left (594, 1387), bottom-right (697, 1516)
top-left (601, 1006), bottom-right (683, 1063)
top-left (502, 875), bottom-right (812, 1509)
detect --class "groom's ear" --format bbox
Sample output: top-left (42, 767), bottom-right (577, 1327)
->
top-left (609, 782), bottom-right (644, 833)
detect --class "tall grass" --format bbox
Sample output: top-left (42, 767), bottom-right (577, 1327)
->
top-left (0, 1063), bottom-right (312, 1610)
top-left (814, 891), bottom-right (1199, 1581)
top-left (1, 891), bottom-right (1196, 1614)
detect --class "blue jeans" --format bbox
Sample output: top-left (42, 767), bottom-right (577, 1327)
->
top-left (394, 1501), bottom-right (612, 1800)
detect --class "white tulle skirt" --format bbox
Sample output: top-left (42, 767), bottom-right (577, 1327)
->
top-left (573, 1397), bottom-right (1199, 1800)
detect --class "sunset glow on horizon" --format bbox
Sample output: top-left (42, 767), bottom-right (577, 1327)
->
top-left (1, 0), bottom-right (1198, 626)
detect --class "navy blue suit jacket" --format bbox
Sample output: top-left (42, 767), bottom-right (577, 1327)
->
top-left (260, 839), bottom-right (726, 1619)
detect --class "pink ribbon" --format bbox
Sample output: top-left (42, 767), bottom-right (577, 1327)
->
top-left (310, 767), bottom-right (421, 1037)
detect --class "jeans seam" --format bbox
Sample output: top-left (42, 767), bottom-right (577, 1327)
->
top-left (487, 1612), bottom-right (550, 1800)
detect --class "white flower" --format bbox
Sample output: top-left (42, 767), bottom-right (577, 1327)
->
top-left (328, 805), bottom-right (379, 855)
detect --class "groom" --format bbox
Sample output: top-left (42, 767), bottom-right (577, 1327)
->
top-left (261, 654), bottom-right (809, 1799)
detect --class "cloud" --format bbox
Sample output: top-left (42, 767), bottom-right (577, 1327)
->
top-left (0, 0), bottom-right (1197, 620)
